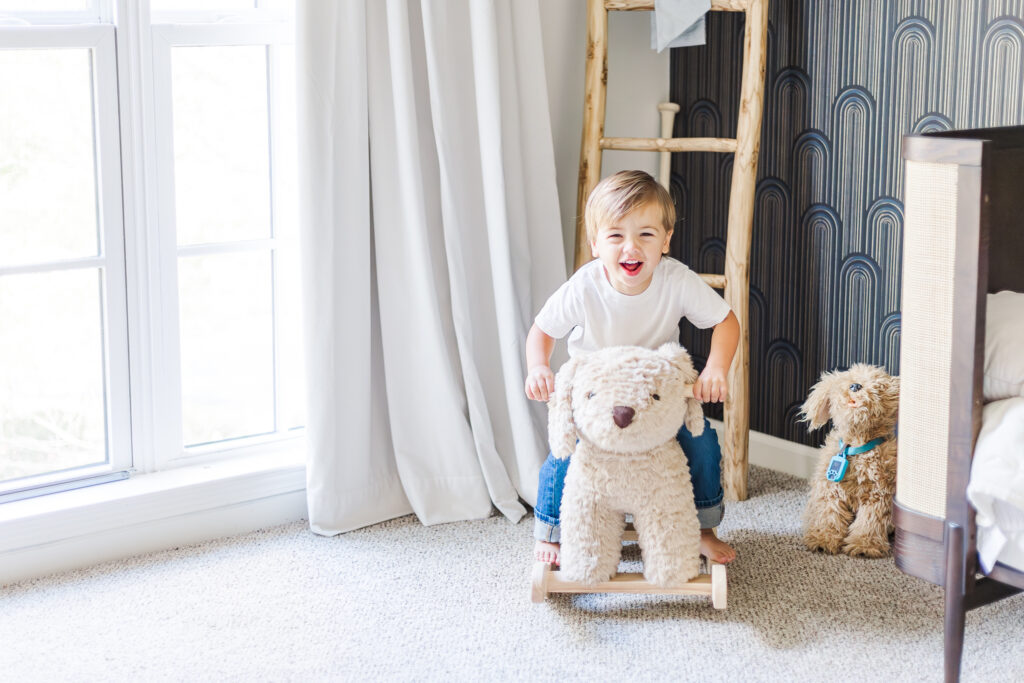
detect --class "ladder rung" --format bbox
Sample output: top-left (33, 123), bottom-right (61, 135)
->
top-left (600, 136), bottom-right (738, 154)
top-left (700, 273), bottom-right (726, 289)
top-left (606, 0), bottom-right (747, 12)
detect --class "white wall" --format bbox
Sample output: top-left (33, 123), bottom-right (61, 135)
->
top-left (539, 2), bottom-right (670, 272)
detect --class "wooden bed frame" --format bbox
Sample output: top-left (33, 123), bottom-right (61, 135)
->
top-left (895, 126), bottom-right (1024, 682)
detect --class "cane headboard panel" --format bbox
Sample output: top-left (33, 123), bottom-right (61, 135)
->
top-left (896, 126), bottom-right (1024, 586)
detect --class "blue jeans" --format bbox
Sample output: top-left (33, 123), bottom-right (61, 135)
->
top-left (533, 417), bottom-right (724, 542)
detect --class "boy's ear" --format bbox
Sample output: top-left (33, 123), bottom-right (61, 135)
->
top-left (662, 228), bottom-right (673, 254)
top-left (548, 357), bottom-right (581, 459)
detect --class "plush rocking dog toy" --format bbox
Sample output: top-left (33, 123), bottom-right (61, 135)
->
top-left (800, 363), bottom-right (900, 558)
top-left (548, 343), bottom-right (705, 587)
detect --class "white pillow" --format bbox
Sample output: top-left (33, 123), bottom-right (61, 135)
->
top-left (985, 291), bottom-right (1024, 402)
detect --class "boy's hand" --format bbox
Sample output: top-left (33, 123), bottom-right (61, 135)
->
top-left (525, 365), bottom-right (556, 402)
top-left (697, 311), bottom-right (738, 403)
top-left (693, 365), bottom-right (728, 403)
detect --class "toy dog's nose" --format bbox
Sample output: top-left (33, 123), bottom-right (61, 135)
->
top-left (613, 406), bottom-right (635, 428)
top-left (849, 383), bottom-right (863, 392)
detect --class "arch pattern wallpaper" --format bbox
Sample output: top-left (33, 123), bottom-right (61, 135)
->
top-left (669, 0), bottom-right (1024, 445)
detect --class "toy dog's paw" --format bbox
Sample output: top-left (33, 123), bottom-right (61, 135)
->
top-left (642, 554), bottom-right (700, 587)
top-left (560, 556), bottom-right (612, 585)
top-left (803, 529), bottom-right (843, 555)
top-left (842, 534), bottom-right (890, 558)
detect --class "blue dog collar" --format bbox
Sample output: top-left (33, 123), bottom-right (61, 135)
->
top-left (826, 436), bottom-right (888, 482)
top-left (837, 437), bottom-right (887, 457)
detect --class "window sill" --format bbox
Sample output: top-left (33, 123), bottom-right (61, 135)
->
top-left (0, 447), bottom-right (307, 585)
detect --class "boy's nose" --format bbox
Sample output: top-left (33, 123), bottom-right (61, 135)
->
top-left (613, 406), bottom-right (635, 428)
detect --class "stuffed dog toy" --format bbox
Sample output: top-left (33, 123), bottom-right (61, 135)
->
top-left (800, 363), bottom-right (900, 558)
top-left (549, 343), bottom-right (705, 587)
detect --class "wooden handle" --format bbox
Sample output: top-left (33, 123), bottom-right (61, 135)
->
top-left (657, 102), bottom-right (680, 189)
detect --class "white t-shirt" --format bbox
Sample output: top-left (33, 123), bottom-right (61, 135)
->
top-left (534, 257), bottom-right (731, 358)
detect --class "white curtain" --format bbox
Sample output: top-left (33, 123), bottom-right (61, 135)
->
top-left (296, 0), bottom-right (566, 535)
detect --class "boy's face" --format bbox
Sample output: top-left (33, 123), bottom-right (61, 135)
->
top-left (590, 200), bottom-right (672, 295)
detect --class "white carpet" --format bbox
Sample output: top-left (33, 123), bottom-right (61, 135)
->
top-left (0, 466), bottom-right (1020, 682)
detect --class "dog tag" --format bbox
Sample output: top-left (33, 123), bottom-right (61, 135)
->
top-left (826, 453), bottom-right (848, 482)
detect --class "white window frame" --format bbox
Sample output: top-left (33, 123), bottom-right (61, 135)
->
top-left (0, 7), bottom-right (105, 26)
top-left (0, 1), bottom-right (303, 493)
top-left (147, 21), bottom-right (297, 470)
top-left (0, 23), bottom-right (133, 498)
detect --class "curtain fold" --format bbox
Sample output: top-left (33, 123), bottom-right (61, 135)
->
top-left (297, 0), bottom-right (565, 535)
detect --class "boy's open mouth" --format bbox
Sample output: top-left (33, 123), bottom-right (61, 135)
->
top-left (620, 260), bottom-right (643, 274)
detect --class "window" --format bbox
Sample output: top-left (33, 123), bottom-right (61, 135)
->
top-left (0, 0), bottom-right (302, 503)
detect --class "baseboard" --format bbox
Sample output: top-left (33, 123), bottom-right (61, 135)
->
top-left (0, 454), bottom-right (307, 587)
top-left (709, 419), bottom-right (819, 480)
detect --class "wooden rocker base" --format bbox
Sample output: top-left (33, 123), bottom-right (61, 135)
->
top-left (530, 560), bottom-right (727, 609)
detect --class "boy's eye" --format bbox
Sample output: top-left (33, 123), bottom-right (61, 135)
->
top-left (586, 391), bottom-right (595, 399)
top-left (652, 393), bottom-right (660, 401)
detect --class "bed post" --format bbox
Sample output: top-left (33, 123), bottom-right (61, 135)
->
top-left (942, 522), bottom-right (966, 683)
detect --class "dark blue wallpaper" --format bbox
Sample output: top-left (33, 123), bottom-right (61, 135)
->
top-left (669, 1), bottom-right (1024, 444)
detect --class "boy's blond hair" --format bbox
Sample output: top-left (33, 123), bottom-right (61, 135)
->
top-left (584, 170), bottom-right (676, 243)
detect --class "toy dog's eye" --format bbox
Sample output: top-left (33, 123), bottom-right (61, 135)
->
top-left (652, 394), bottom-right (661, 401)
top-left (586, 391), bottom-right (595, 399)
top-left (849, 383), bottom-right (862, 392)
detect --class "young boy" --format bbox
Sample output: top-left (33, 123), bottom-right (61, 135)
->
top-left (525, 169), bottom-right (739, 566)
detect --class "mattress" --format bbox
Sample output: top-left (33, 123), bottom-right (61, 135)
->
top-left (967, 397), bottom-right (1024, 573)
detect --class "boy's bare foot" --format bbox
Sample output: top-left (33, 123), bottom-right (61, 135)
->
top-left (700, 528), bottom-right (736, 564)
top-left (535, 540), bottom-right (560, 566)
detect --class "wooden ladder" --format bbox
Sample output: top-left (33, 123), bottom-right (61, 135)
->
top-left (576, 0), bottom-right (768, 500)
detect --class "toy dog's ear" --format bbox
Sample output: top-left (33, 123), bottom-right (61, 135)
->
top-left (684, 398), bottom-right (705, 438)
top-left (658, 343), bottom-right (705, 437)
top-left (882, 374), bottom-right (901, 418)
top-left (800, 373), bottom-right (835, 431)
top-left (657, 343), bottom-right (695, 375)
top-left (547, 357), bottom-right (581, 460)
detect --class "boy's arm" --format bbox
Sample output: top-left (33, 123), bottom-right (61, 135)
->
top-left (693, 310), bottom-right (739, 403)
top-left (524, 323), bottom-right (556, 402)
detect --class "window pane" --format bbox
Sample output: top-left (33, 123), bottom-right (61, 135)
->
top-left (179, 251), bottom-right (275, 446)
top-left (258, 0), bottom-right (294, 10)
top-left (0, 270), bottom-right (107, 483)
top-left (277, 243), bottom-right (304, 431)
top-left (171, 45), bottom-right (271, 245)
top-left (271, 45), bottom-right (304, 430)
top-left (151, 0), bottom-right (255, 11)
top-left (0, 49), bottom-right (99, 267)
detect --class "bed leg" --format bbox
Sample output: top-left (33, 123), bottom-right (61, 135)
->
top-left (943, 523), bottom-right (966, 683)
